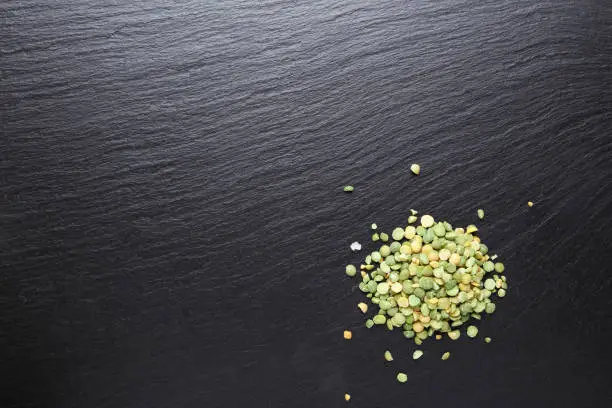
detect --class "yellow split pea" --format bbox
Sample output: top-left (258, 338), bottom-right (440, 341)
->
top-left (343, 330), bottom-right (352, 340)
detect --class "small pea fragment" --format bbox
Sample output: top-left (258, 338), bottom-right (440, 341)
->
top-left (410, 164), bottom-right (420, 175)
top-left (365, 319), bottom-right (374, 328)
top-left (344, 393), bottom-right (351, 401)
top-left (441, 351), bottom-right (451, 360)
top-left (345, 265), bottom-right (357, 277)
top-left (343, 330), bottom-right (352, 339)
top-left (380, 232), bottom-right (389, 242)
top-left (466, 224), bottom-right (478, 234)
top-left (371, 223), bottom-right (378, 230)
top-left (357, 302), bottom-right (368, 313)
top-left (412, 350), bottom-right (423, 360)
top-left (408, 215), bottom-right (418, 224)
top-left (343, 186), bottom-right (354, 192)
top-left (466, 325), bottom-right (478, 338)
top-left (448, 330), bottom-right (461, 340)
top-left (477, 209), bottom-right (485, 219)
top-left (484, 337), bottom-right (492, 343)
top-left (384, 350), bottom-right (394, 361)
top-left (396, 372), bottom-right (408, 383)
top-left (527, 201), bottom-right (534, 207)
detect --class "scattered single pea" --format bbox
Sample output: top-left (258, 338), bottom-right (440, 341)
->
top-left (380, 232), bottom-right (389, 242)
top-left (344, 393), bottom-right (351, 401)
top-left (527, 201), bottom-right (534, 207)
top-left (396, 372), bottom-right (408, 383)
top-left (466, 325), bottom-right (478, 338)
top-left (343, 330), bottom-right (352, 340)
top-left (372, 233), bottom-right (380, 241)
top-left (498, 288), bottom-right (507, 297)
top-left (441, 351), bottom-right (451, 360)
top-left (494, 262), bottom-right (505, 273)
top-left (350, 242), bottom-right (362, 251)
top-left (345, 265), bottom-right (357, 277)
top-left (410, 164), bottom-right (420, 175)
top-left (365, 319), bottom-right (374, 328)
top-left (484, 337), bottom-right (492, 343)
top-left (343, 186), bottom-right (354, 192)
top-left (412, 350), bottom-right (423, 360)
top-left (384, 350), bottom-right (394, 361)
top-left (477, 209), bottom-right (485, 219)
top-left (410, 209), bottom-right (418, 215)
top-left (407, 215), bottom-right (417, 224)
top-left (357, 302), bottom-right (368, 313)
top-left (371, 223), bottom-right (377, 230)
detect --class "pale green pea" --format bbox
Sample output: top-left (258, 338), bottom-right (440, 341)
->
top-left (372, 252), bottom-right (381, 262)
top-left (380, 245), bottom-right (391, 257)
top-left (477, 209), bottom-right (484, 219)
top-left (484, 278), bottom-right (496, 290)
top-left (391, 313), bottom-right (406, 326)
top-left (434, 223), bottom-right (446, 237)
top-left (497, 288), bottom-right (506, 297)
top-left (485, 303), bottom-right (496, 314)
top-left (377, 282), bottom-right (390, 295)
top-left (403, 330), bottom-right (415, 339)
top-left (408, 295), bottom-right (421, 307)
top-left (392, 227), bottom-right (405, 241)
top-left (466, 325), bottom-right (478, 338)
top-left (483, 261), bottom-right (494, 272)
top-left (343, 185), bottom-right (354, 192)
top-left (421, 303), bottom-right (430, 316)
top-left (365, 255), bottom-right (372, 264)
top-left (373, 315), bottom-right (386, 324)
top-left (365, 319), bottom-right (374, 328)
top-left (345, 265), bottom-right (357, 277)
top-left (494, 262), bottom-right (505, 273)
top-left (389, 241), bottom-right (401, 253)
top-left (408, 215), bottom-right (418, 224)
top-left (384, 350), bottom-right (394, 361)
top-left (380, 233), bottom-right (389, 242)
top-left (484, 337), bottom-right (492, 343)
top-left (414, 337), bottom-right (423, 345)
top-left (412, 350), bottom-right (423, 360)
top-left (397, 372), bottom-right (408, 383)
top-left (380, 262), bottom-right (391, 274)
top-left (367, 280), bottom-right (378, 292)
top-left (419, 253), bottom-right (429, 265)
top-left (410, 209), bottom-right (418, 215)
top-left (386, 319), bottom-right (394, 331)
top-left (371, 223), bottom-right (378, 230)
top-left (372, 233), bottom-right (380, 241)
top-left (446, 286), bottom-right (459, 296)
top-left (441, 351), bottom-right (451, 360)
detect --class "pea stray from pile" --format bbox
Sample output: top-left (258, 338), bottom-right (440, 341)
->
top-left (345, 213), bottom-right (508, 346)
